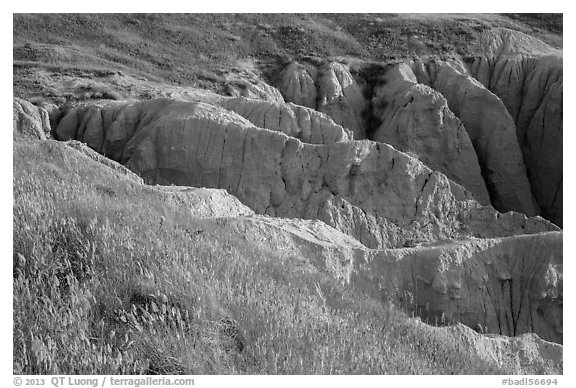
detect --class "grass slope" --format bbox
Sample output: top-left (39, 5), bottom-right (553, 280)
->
top-left (13, 13), bottom-right (562, 100)
top-left (13, 139), bottom-right (512, 374)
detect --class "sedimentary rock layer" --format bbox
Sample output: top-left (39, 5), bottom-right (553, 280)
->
top-left (370, 63), bottom-right (490, 205)
top-left (464, 29), bottom-right (563, 226)
top-left (414, 321), bottom-right (562, 374)
top-left (13, 97), bottom-right (51, 140)
top-left (278, 41), bottom-right (561, 228)
top-left (355, 231), bottom-right (562, 343)
top-left (216, 97), bottom-right (353, 144)
top-left (412, 59), bottom-right (540, 217)
top-left (55, 98), bottom-right (558, 249)
top-left (277, 62), bottom-right (317, 109)
top-left (278, 61), bottom-right (367, 139)
top-left (225, 78), bottom-right (285, 103)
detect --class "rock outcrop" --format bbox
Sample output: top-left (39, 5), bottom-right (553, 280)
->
top-left (216, 97), bottom-right (353, 144)
top-left (354, 232), bottom-right (562, 343)
top-left (277, 62), bottom-right (317, 109)
top-left (412, 59), bottom-right (540, 218)
top-left (155, 186), bottom-right (255, 219)
top-left (13, 98), bottom-right (51, 140)
top-left (316, 62), bottom-right (368, 139)
top-left (55, 98), bottom-right (558, 250)
top-left (225, 78), bottom-right (285, 103)
top-left (414, 322), bottom-right (562, 374)
top-left (464, 29), bottom-right (563, 226)
top-left (278, 61), bottom-right (368, 139)
top-left (371, 63), bottom-right (490, 205)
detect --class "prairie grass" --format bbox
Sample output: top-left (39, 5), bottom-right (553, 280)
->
top-left (13, 139), bottom-right (510, 374)
top-left (13, 14), bottom-right (562, 99)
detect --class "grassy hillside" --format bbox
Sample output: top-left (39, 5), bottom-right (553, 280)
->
top-left (13, 138), bottom-right (512, 374)
top-left (13, 13), bottom-right (562, 100)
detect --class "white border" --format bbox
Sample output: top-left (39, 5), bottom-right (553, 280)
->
top-left (3, 4), bottom-right (571, 387)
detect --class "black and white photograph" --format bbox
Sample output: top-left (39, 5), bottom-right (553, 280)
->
top-left (9, 6), bottom-right (566, 384)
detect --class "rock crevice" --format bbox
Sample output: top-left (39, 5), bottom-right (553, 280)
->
top-left (462, 29), bottom-right (563, 226)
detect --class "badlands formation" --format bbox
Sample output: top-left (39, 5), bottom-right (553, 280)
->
top-left (14, 18), bottom-right (562, 373)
